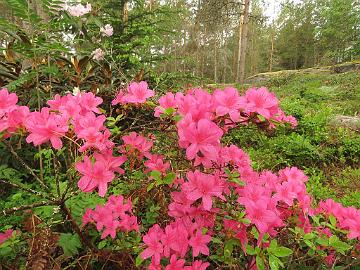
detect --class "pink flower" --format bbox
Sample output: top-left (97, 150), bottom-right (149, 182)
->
top-left (123, 81), bottom-right (154, 104)
top-left (25, 108), bottom-right (68, 149)
top-left (0, 106), bottom-right (29, 134)
top-left (324, 253), bottom-right (335, 266)
top-left (188, 230), bottom-right (211, 256)
top-left (239, 87), bottom-right (279, 119)
top-left (179, 118), bottom-right (223, 161)
top-left (75, 113), bottom-right (108, 151)
top-left (245, 200), bottom-right (279, 235)
top-left (273, 182), bottom-right (297, 206)
top-left (94, 150), bottom-right (127, 174)
top-left (279, 167), bottom-right (308, 183)
top-left (145, 154), bottom-right (170, 174)
top-left (214, 87), bottom-right (241, 121)
top-left (223, 219), bottom-right (248, 253)
top-left (79, 92), bottom-right (103, 114)
top-left (164, 221), bottom-right (189, 257)
top-left (75, 156), bottom-right (115, 197)
top-left (220, 145), bottom-right (251, 169)
top-left (154, 92), bottom-right (177, 117)
top-left (83, 195), bottom-right (138, 238)
top-left (183, 170), bottom-right (225, 210)
top-left (121, 132), bottom-right (153, 157)
top-left (165, 255), bottom-right (185, 270)
top-left (141, 224), bottom-right (164, 265)
top-left (112, 90), bottom-right (126, 106)
top-left (92, 48), bottom-right (105, 61)
top-left (0, 88), bottom-right (18, 116)
top-left (100, 24), bottom-right (113, 37)
top-left (82, 209), bottom-right (95, 226)
top-left (342, 213), bottom-right (360, 240)
top-left (184, 260), bottom-right (210, 270)
top-left (0, 229), bottom-right (14, 245)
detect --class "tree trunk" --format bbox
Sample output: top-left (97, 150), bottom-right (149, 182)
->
top-left (235, 9), bottom-right (243, 83)
top-left (238, 0), bottom-right (250, 84)
top-left (149, 0), bottom-right (156, 11)
top-left (269, 28), bottom-right (274, 72)
top-left (214, 37), bottom-right (218, 83)
top-left (122, 0), bottom-right (128, 24)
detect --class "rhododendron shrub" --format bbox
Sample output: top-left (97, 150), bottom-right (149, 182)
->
top-left (0, 84), bottom-right (359, 269)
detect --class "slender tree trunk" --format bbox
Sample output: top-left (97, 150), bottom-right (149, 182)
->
top-left (149, 0), bottom-right (156, 11)
top-left (223, 50), bottom-right (227, 83)
top-left (269, 28), bottom-right (274, 72)
top-left (214, 37), bottom-right (218, 83)
top-left (238, 0), bottom-right (250, 84)
top-left (122, 0), bottom-right (128, 24)
top-left (236, 9), bottom-right (243, 83)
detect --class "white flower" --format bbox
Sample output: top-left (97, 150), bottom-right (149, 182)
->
top-left (100, 24), bottom-right (113, 37)
top-left (66, 2), bottom-right (91, 17)
top-left (92, 48), bottom-right (105, 61)
top-left (72, 87), bottom-right (81, 96)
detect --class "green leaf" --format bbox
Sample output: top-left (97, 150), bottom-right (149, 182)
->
top-left (269, 239), bottom-right (278, 250)
top-left (224, 239), bottom-right (239, 261)
top-left (303, 233), bottom-right (315, 240)
top-left (269, 255), bottom-right (280, 270)
top-left (330, 239), bottom-right (351, 255)
top-left (147, 182), bottom-right (155, 192)
top-left (257, 114), bottom-right (266, 122)
top-left (246, 244), bottom-right (257, 255)
top-left (98, 240), bottom-right (107, 249)
top-left (135, 253), bottom-right (144, 267)
top-left (329, 215), bottom-right (337, 227)
top-left (150, 170), bottom-right (161, 181)
top-left (272, 246), bottom-right (293, 257)
top-left (256, 255), bottom-right (265, 270)
top-left (173, 115), bottom-right (182, 122)
top-left (329, 235), bottom-right (339, 245)
top-left (164, 107), bottom-right (175, 115)
top-left (58, 233), bottom-right (82, 257)
top-left (211, 237), bottom-right (223, 244)
top-left (316, 237), bottom-right (329, 246)
top-left (163, 172), bottom-right (176, 185)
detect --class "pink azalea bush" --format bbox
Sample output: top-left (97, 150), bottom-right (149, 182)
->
top-left (0, 84), bottom-right (358, 269)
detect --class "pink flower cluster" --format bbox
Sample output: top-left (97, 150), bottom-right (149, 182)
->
top-left (152, 87), bottom-right (297, 167)
top-left (317, 199), bottom-right (360, 240)
top-left (2, 83), bottom-right (359, 269)
top-left (83, 195), bottom-right (139, 239)
top-left (112, 81), bottom-right (155, 105)
top-left (0, 89), bottom-right (29, 137)
top-left (136, 85), bottom-right (359, 269)
top-left (142, 220), bottom-right (211, 269)
top-left (0, 88), bottom-right (128, 197)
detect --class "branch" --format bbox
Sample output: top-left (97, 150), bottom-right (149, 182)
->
top-left (2, 200), bottom-right (59, 215)
top-left (60, 203), bottom-right (97, 252)
top-left (3, 140), bottom-right (51, 193)
top-left (0, 178), bottom-right (53, 201)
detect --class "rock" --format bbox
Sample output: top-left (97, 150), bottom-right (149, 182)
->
top-left (329, 115), bottom-right (360, 132)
